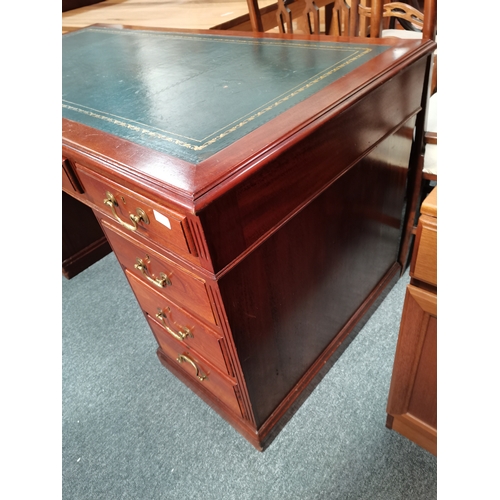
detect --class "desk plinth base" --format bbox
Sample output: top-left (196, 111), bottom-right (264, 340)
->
top-left (386, 414), bottom-right (437, 456)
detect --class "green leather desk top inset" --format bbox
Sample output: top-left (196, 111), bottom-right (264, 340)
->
top-left (62, 27), bottom-right (390, 164)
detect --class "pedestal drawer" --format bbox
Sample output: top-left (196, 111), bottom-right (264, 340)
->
top-left (101, 219), bottom-right (217, 325)
top-left (126, 270), bottom-right (230, 376)
top-left (147, 316), bottom-right (241, 417)
top-left (76, 163), bottom-right (196, 258)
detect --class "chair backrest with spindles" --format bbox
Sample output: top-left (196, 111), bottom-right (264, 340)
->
top-left (370, 0), bottom-right (436, 39)
top-left (303, 0), bottom-right (360, 37)
top-left (276, 0), bottom-right (382, 37)
top-left (273, 0), bottom-right (436, 41)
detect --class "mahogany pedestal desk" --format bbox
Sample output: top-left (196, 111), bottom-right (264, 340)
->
top-left (62, 26), bottom-right (436, 450)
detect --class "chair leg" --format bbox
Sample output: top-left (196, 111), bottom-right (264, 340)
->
top-left (398, 154), bottom-right (425, 271)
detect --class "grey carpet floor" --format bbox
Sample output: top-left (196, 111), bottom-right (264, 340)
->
top-left (62, 252), bottom-right (437, 499)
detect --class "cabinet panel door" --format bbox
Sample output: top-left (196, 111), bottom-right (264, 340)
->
top-left (386, 284), bottom-right (437, 454)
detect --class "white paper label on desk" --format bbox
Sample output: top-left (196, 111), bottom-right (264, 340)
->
top-left (153, 210), bottom-right (171, 229)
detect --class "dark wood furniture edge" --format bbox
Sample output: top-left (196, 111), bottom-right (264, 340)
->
top-left (63, 0), bottom-right (104, 12)
top-left (62, 138), bottom-right (197, 213)
top-left (397, 47), bottom-right (435, 271)
top-left (386, 179), bottom-right (437, 456)
top-left (62, 185), bottom-right (113, 279)
top-left (63, 30), bottom-right (435, 276)
top-left (387, 413), bottom-right (437, 455)
top-left (256, 262), bottom-right (401, 448)
top-left (63, 26), bottom-right (429, 448)
top-left (62, 235), bottom-right (112, 279)
top-left (64, 26), bottom-right (435, 208)
top-left (155, 348), bottom-right (264, 450)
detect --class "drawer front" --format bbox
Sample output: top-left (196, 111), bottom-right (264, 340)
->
top-left (148, 316), bottom-right (241, 416)
top-left (101, 219), bottom-right (217, 325)
top-left (75, 163), bottom-right (196, 258)
top-left (126, 270), bottom-right (230, 375)
top-left (411, 214), bottom-right (437, 286)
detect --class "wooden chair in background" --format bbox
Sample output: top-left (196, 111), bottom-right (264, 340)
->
top-left (380, 0), bottom-right (425, 33)
top-left (224, 0), bottom-right (436, 271)
top-left (271, 0), bottom-right (430, 39)
top-left (302, 0), bottom-right (361, 36)
top-left (383, 0), bottom-right (436, 269)
top-left (378, 1), bottom-right (437, 94)
top-left (270, 0), bottom-right (437, 270)
top-left (274, 0), bottom-right (383, 37)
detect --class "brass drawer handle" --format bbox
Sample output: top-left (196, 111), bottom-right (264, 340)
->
top-left (104, 191), bottom-right (149, 232)
top-left (177, 354), bottom-right (207, 381)
top-left (134, 258), bottom-right (171, 288)
top-left (156, 308), bottom-right (193, 341)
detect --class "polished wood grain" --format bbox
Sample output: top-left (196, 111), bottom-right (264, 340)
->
top-left (196, 54), bottom-right (426, 272)
top-left (126, 270), bottom-right (231, 374)
top-left (62, 27), bottom-right (434, 273)
top-left (411, 214), bottom-right (437, 286)
top-left (386, 284), bottom-right (437, 455)
top-left (62, 191), bottom-right (112, 278)
top-left (218, 142), bottom-right (408, 427)
top-left (386, 186), bottom-right (437, 455)
top-left (396, 0), bottom-right (436, 269)
top-left (61, 0), bottom-right (384, 35)
top-left (148, 316), bottom-right (242, 415)
top-left (62, 0), bottom-right (277, 32)
top-left (100, 218), bottom-right (218, 324)
top-left (420, 182), bottom-right (437, 216)
top-left (410, 185), bottom-right (437, 287)
top-left (63, 26), bottom-right (435, 450)
top-left (63, 0), bottom-right (103, 12)
top-left (76, 163), bottom-right (198, 260)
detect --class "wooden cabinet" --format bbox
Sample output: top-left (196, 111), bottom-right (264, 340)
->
top-left (386, 187), bottom-right (437, 455)
top-left (62, 26), bottom-right (435, 450)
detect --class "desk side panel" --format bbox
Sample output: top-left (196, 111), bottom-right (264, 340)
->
top-left (218, 135), bottom-right (409, 427)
